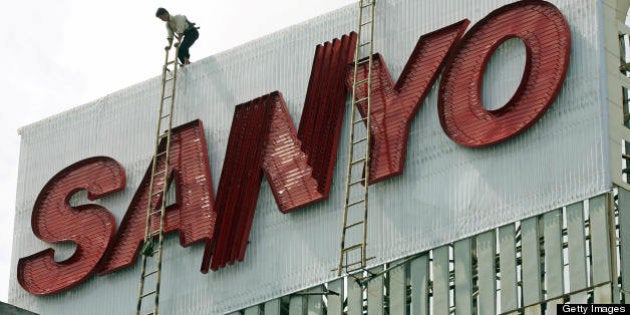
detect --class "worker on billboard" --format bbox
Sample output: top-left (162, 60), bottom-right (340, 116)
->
top-left (155, 8), bottom-right (199, 65)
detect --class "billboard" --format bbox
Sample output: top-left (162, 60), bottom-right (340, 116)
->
top-left (10, 0), bottom-right (610, 314)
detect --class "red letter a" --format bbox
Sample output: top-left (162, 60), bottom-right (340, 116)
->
top-left (99, 120), bottom-right (215, 274)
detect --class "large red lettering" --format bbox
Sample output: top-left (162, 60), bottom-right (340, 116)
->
top-left (438, 1), bottom-right (571, 147)
top-left (203, 33), bottom-right (357, 271)
top-left (19, 1), bottom-right (575, 294)
top-left (98, 120), bottom-right (215, 274)
top-left (347, 20), bottom-right (469, 183)
top-left (17, 157), bottom-right (125, 295)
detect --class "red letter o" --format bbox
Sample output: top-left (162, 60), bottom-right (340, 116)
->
top-left (438, 1), bottom-right (571, 147)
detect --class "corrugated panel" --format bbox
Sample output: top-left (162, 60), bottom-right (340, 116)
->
top-left (244, 305), bottom-right (261, 315)
top-left (542, 209), bottom-right (563, 313)
top-left (326, 279), bottom-right (343, 315)
top-left (367, 267), bottom-right (383, 314)
top-left (432, 246), bottom-right (449, 315)
top-left (454, 239), bottom-right (472, 315)
top-left (346, 277), bottom-right (362, 315)
top-left (263, 299), bottom-right (280, 315)
top-left (589, 195), bottom-right (612, 303)
top-left (476, 231), bottom-right (496, 315)
top-left (410, 255), bottom-right (429, 315)
top-left (620, 188), bottom-right (630, 302)
top-left (288, 295), bottom-right (304, 315)
top-left (306, 286), bottom-right (324, 315)
top-left (566, 203), bottom-right (588, 303)
top-left (389, 260), bottom-right (407, 315)
top-left (521, 217), bottom-right (542, 312)
top-left (499, 224), bottom-right (517, 312)
top-left (9, 0), bottom-right (610, 314)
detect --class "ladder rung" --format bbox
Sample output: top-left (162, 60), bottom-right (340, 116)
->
top-left (166, 60), bottom-right (176, 65)
top-left (158, 132), bottom-right (170, 139)
top-left (353, 137), bottom-right (367, 145)
top-left (162, 95), bottom-right (173, 100)
top-left (360, 0), bottom-right (374, 8)
top-left (359, 41), bottom-right (371, 47)
top-left (357, 58), bottom-right (371, 66)
top-left (160, 114), bottom-right (170, 119)
top-left (347, 199), bottom-right (365, 208)
top-left (156, 150), bottom-right (168, 157)
top-left (150, 210), bottom-right (163, 216)
top-left (354, 117), bottom-right (368, 124)
top-left (350, 177), bottom-right (366, 186)
top-left (345, 220), bottom-right (364, 229)
top-left (344, 256), bottom-right (376, 271)
top-left (351, 158), bottom-right (366, 166)
top-left (343, 260), bottom-right (364, 270)
top-left (354, 97), bottom-right (369, 104)
top-left (360, 20), bottom-right (373, 27)
top-left (154, 169), bottom-right (166, 176)
top-left (141, 290), bottom-right (156, 298)
top-left (143, 269), bottom-right (159, 278)
top-left (355, 78), bottom-right (369, 86)
top-left (343, 244), bottom-right (364, 252)
top-left (148, 230), bottom-right (161, 238)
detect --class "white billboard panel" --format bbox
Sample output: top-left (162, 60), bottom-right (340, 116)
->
top-left (10, 0), bottom-right (610, 314)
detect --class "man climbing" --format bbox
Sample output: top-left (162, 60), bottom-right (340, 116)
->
top-left (155, 8), bottom-right (199, 65)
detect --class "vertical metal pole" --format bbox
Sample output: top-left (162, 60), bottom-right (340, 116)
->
top-left (609, 192), bottom-right (620, 303)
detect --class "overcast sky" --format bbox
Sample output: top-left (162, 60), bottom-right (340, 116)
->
top-left (0, 0), bottom-right (357, 303)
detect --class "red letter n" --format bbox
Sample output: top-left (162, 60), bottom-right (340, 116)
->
top-left (204, 33), bottom-right (357, 271)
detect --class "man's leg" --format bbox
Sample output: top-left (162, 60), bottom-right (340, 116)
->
top-left (179, 28), bottom-right (199, 64)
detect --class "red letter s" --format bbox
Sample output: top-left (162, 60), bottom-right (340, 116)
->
top-left (17, 157), bottom-right (125, 295)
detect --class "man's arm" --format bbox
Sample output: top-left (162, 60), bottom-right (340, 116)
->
top-left (174, 34), bottom-right (183, 47)
top-left (165, 24), bottom-right (174, 50)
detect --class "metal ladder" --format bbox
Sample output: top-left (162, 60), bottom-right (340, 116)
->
top-left (337, 0), bottom-right (376, 277)
top-left (136, 47), bottom-right (180, 315)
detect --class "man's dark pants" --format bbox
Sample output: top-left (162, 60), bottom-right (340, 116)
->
top-left (178, 27), bottom-right (199, 64)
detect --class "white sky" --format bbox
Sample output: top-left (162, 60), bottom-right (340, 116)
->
top-left (0, 0), bottom-right (356, 303)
